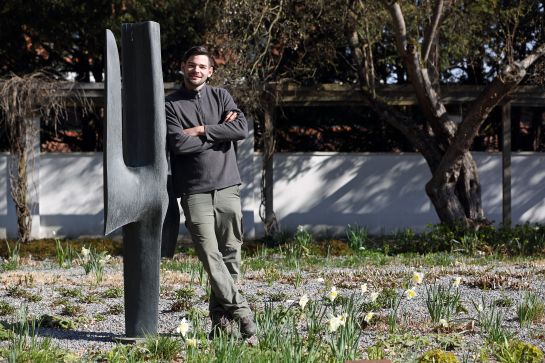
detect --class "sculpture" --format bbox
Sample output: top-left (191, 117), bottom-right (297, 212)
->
top-left (104, 21), bottom-right (169, 338)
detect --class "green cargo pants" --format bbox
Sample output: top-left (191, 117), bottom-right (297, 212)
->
top-left (180, 185), bottom-right (252, 320)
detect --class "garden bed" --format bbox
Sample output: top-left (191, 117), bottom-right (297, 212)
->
top-left (1, 231), bottom-right (545, 362)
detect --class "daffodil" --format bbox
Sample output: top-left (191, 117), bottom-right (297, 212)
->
top-left (364, 312), bottom-right (374, 323)
top-left (299, 294), bottom-right (309, 309)
top-left (411, 271), bottom-right (424, 285)
top-left (477, 304), bottom-right (483, 312)
top-left (186, 338), bottom-right (198, 348)
top-left (327, 314), bottom-right (347, 332)
top-left (328, 316), bottom-right (342, 332)
top-left (439, 318), bottom-right (448, 328)
top-left (81, 247), bottom-right (90, 259)
top-left (316, 277), bottom-right (325, 283)
top-left (176, 318), bottom-right (190, 337)
top-left (99, 254), bottom-right (111, 266)
top-left (452, 277), bottom-right (461, 287)
top-left (327, 286), bottom-right (338, 302)
top-left (369, 292), bottom-right (379, 303)
top-left (405, 288), bottom-right (417, 300)
top-left (360, 283), bottom-right (368, 294)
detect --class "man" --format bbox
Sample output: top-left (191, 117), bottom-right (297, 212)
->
top-left (165, 46), bottom-right (256, 339)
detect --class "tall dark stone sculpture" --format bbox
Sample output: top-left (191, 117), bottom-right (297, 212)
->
top-left (161, 175), bottom-right (180, 258)
top-left (104, 21), bottom-right (169, 338)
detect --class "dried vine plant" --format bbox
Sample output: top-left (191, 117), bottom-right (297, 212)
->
top-left (0, 72), bottom-right (90, 242)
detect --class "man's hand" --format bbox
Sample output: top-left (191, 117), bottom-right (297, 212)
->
top-left (183, 125), bottom-right (205, 136)
top-left (223, 111), bottom-right (238, 123)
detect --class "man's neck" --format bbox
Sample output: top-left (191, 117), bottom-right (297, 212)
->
top-left (183, 81), bottom-right (206, 92)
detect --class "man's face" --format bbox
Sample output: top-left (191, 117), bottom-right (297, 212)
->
top-left (182, 54), bottom-right (213, 90)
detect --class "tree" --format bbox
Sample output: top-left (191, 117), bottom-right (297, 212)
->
top-left (377, 0), bottom-right (545, 226)
top-left (0, 72), bottom-right (87, 242)
top-left (0, 0), bottom-right (210, 81)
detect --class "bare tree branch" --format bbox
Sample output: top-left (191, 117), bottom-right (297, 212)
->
top-left (519, 42), bottom-right (545, 69)
top-left (249, 0), bottom-right (284, 77)
top-left (386, 1), bottom-right (456, 145)
top-left (422, 0), bottom-right (444, 63)
top-left (386, 1), bottom-right (408, 57)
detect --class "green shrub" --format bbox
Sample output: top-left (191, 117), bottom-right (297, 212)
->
top-left (40, 315), bottom-right (78, 330)
top-left (101, 287), bottom-right (123, 299)
top-left (0, 301), bottom-right (15, 316)
top-left (496, 340), bottom-right (544, 363)
top-left (418, 349), bottom-right (459, 363)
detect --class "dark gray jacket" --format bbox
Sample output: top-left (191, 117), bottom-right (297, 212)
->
top-left (165, 84), bottom-right (248, 196)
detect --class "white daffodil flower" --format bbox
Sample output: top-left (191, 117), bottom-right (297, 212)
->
top-left (81, 247), bottom-right (90, 259)
top-left (411, 271), bottom-right (424, 285)
top-left (328, 316), bottom-right (342, 332)
top-left (327, 314), bottom-right (346, 332)
top-left (327, 286), bottom-right (338, 302)
top-left (452, 277), bottom-right (461, 287)
top-left (405, 288), bottom-right (417, 300)
top-left (299, 294), bottom-right (309, 309)
top-left (186, 338), bottom-right (198, 348)
top-left (176, 318), bottom-right (190, 337)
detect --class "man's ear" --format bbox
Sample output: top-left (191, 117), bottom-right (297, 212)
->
top-left (208, 66), bottom-right (214, 78)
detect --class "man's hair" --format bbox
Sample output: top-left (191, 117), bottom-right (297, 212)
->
top-left (182, 46), bottom-right (214, 67)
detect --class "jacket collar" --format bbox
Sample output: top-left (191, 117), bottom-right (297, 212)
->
top-left (178, 83), bottom-right (207, 98)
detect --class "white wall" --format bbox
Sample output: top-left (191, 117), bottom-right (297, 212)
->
top-left (272, 153), bottom-right (436, 235)
top-left (39, 153), bottom-right (104, 237)
top-left (271, 152), bottom-right (545, 234)
top-left (0, 154), bottom-right (15, 238)
top-left (1, 151), bottom-right (545, 239)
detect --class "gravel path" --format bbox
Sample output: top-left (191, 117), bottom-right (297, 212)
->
top-left (1, 255), bottom-right (545, 360)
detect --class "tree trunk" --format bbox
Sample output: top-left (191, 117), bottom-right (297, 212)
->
top-left (260, 102), bottom-right (278, 236)
top-left (9, 117), bottom-right (32, 242)
top-left (425, 152), bottom-right (483, 227)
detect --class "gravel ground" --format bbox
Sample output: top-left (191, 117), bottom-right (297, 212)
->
top-left (1, 254), bottom-right (545, 360)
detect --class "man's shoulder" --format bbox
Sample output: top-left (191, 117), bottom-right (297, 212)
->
top-left (165, 89), bottom-right (183, 103)
top-left (204, 85), bottom-right (231, 97)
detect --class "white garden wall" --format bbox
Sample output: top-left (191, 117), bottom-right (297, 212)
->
top-left (1, 151), bottom-right (545, 239)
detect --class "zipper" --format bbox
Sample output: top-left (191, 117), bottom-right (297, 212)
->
top-left (195, 91), bottom-right (204, 126)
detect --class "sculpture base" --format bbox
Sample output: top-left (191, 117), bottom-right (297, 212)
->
top-left (113, 336), bottom-right (147, 345)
